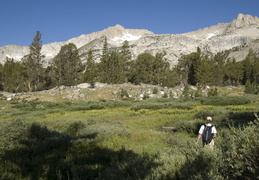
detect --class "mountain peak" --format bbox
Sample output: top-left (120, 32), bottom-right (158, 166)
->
top-left (230, 13), bottom-right (259, 28)
top-left (103, 24), bottom-right (153, 44)
top-left (107, 24), bottom-right (125, 31)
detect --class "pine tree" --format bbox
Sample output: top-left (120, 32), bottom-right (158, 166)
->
top-left (108, 51), bottom-right (124, 84)
top-left (194, 55), bottom-right (214, 86)
top-left (0, 63), bottom-right (3, 90)
top-left (84, 49), bottom-right (96, 87)
top-left (162, 67), bottom-right (179, 87)
top-left (242, 55), bottom-right (253, 84)
top-left (99, 37), bottom-right (110, 83)
top-left (22, 31), bottom-right (45, 91)
top-left (2, 58), bottom-right (25, 92)
top-left (51, 43), bottom-right (83, 86)
top-left (224, 58), bottom-right (244, 85)
top-left (212, 57), bottom-right (225, 86)
top-left (153, 52), bottom-right (171, 86)
top-left (121, 40), bottom-right (131, 82)
top-left (129, 53), bottom-right (155, 85)
top-left (253, 58), bottom-right (259, 84)
top-left (247, 49), bottom-right (259, 84)
top-left (176, 47), bottom-right (201, 85)
top-left (121, 40), bottom-right (131, 61)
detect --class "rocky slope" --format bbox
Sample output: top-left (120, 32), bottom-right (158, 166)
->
top-left (0, 82), bottom-right (245, 103)
top-left (0, 83), bottom-right (180, 102)
top-left (0, 13), bottom-right (259, 66)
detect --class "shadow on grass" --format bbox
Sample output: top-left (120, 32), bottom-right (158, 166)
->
top-left (1, 123), bottom-right (160, 180)
top-left (220, 111), bottom-right (259, 128)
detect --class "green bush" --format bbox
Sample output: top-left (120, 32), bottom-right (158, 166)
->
top-left (208, 87), bottom-right (219, 97)
top-left (120, 88), bottom-right (129, 98)
top-left (165, 119), bottom-right (201, 134)
top-left (66, 121), bottom-right (86, 136)
top-left (201, 96), bottom-right (250, 106)
top-left (152, 87), bottom-right (158, 94)
top-left (218, 120), bottom-right (259, 179)
top-left (180, 146), bottom-right (225, 180)
top-left (130, 98), bottom-right (194, 111)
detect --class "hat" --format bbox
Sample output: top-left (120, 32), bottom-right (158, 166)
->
top-left (206, 116), bottom-right (212, 122)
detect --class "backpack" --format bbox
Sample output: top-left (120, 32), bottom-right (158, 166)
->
top-left (202, 125), bottom-right (214, 144)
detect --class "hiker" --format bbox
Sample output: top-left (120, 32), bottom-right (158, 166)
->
top-left (196, 116), bottom-right (217, 148)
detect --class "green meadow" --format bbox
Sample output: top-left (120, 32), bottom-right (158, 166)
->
top-left (0, 95), bottom-right (258, 179)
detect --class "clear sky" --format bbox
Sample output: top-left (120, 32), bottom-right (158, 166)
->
top-left (1, 0), bottom-right (259, 47)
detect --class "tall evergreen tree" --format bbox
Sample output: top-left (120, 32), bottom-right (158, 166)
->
top-left (121, 40), bottom-right (131, 82)
top-left (253, 57), bottom-right (259, 84)
top-left (212, 55), bottom-right (225, 86)
top-left (247, 49), bottom-right (259, 84)
top-left (2, 58), bottom-right (25, 92)
top-left (153, 53), bottom-right (171, 85)
top-left (22, 31), bottom-right (45, 91)
top-left (51, 43), bottom-right (83, 86)
top-left (224, 58), bottom-right (244, 85)
top-left (194, 55), bottom-right (214, 86)
top-left (242, 55), bottom-right (253, 84)
top-left (84, 49), bottom-right (97, 87)
top-left (121, 40), bottom-right (131, 61)
top-left (99, 37), bottom-right (110, 83)
top-left (0, 63), bottom-right (3, 90)
top-left (108, 51), bottom-right (124, 84)
top-left (176, 47), bottom-right (201, 85)
top-left (129, 53), bottom-right (155, 85)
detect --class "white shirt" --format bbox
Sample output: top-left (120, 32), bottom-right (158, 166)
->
top-left (198, 123), bottom-right (217, 134)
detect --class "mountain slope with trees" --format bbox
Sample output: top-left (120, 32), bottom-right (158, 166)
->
top-left (0, 30), bottom-right (259, 95)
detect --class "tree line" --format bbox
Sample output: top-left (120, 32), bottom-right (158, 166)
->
top-left (0, 31), bottom-right (259, 93)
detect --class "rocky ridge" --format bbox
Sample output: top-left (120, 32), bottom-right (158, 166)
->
top-left (0, 13), bottom-right (259, 66)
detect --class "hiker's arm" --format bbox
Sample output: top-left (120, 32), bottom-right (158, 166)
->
top-left (196, 133), bottom-right (201, 143)
top-left (213, 133), bottom-right (217, 138)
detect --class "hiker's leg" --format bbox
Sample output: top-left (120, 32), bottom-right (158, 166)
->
top-left (209, 139), bottom-right (214, 149)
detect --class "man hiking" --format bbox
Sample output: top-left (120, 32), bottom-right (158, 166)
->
top-left (196, 116), bottom-right (217, 149)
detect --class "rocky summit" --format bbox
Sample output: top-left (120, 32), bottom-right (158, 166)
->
top-left (0, 13), bottom-right (259, 66)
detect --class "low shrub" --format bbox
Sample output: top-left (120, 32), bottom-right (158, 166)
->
top-left (218, 120), bottom-right (259, 179)
top-left (66, 121), bottom-right (86, 136)
top-left (131, 103), bottom-right (167, 111)
top-left (180, 146), bottom-right (225, 180)
top-left (226, 105), bottom-right (256, 111)
top-left (152, 87), bottom-right (158, 94)
top-left (130, 101), bottom-right (193, 112)
top-left (67, 103), bottom-right (105, 111)
top-left (194, 110), bottom-right (219, 120)
top-left (120, 88), bottom-right (129, 98)
top-left (164, 118), bottom-right (201, 135)
top-left (201, 96), bottom-right (250, 106)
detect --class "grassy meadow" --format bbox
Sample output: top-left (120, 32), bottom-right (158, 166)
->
top-left (0, 93), bottom-right (259, 179)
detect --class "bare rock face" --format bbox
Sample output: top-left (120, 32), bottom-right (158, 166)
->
top-left (0, 45), bottom-right (29, 63)
top-left (0, 13), bottom-right (259, 66)
top-left (229, 13), bottom-right (259, 29)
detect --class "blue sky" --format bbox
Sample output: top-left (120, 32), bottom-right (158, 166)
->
top-left (1, 0), bottom-right (259, 47)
